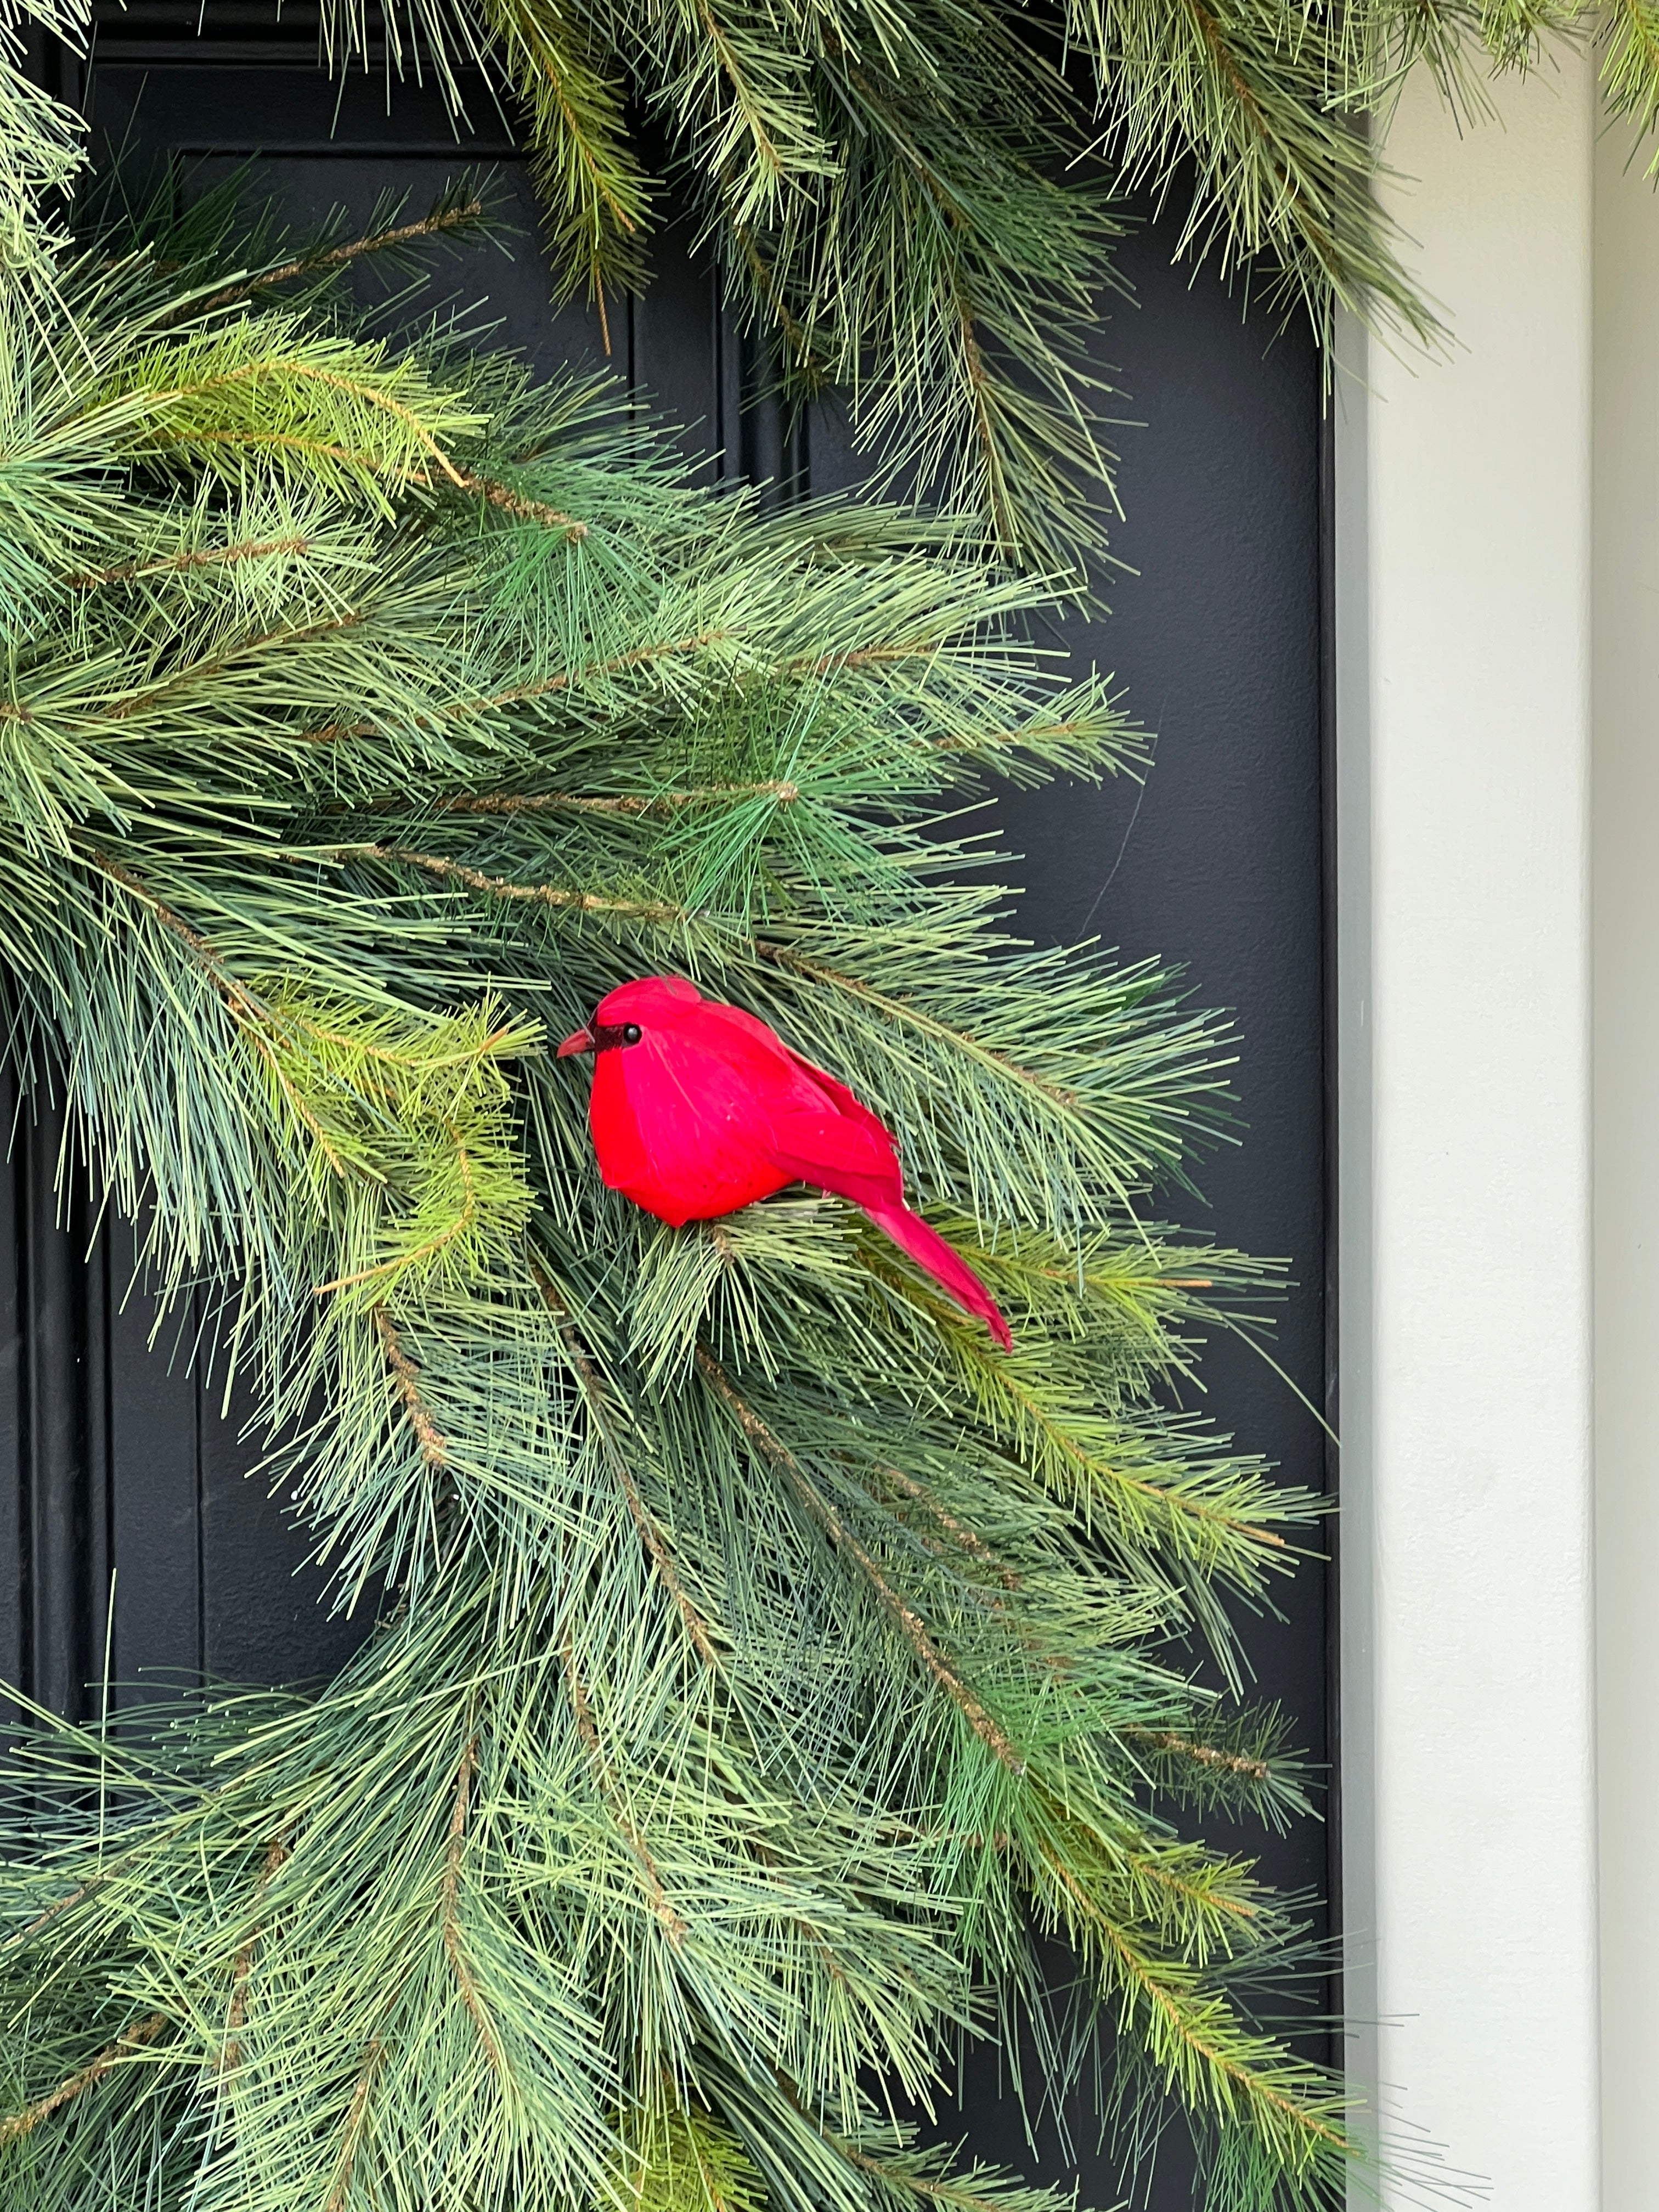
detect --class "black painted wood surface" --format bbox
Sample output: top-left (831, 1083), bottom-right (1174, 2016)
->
top-left (5, 29), bottom-right (1328, 2199)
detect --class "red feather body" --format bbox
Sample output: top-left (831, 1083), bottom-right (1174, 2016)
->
top-left (577, 977), bottom-right (1012, 1348)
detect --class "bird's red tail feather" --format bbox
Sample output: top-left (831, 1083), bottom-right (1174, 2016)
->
top-left (863, 1204), bottom-right (1012, 1350)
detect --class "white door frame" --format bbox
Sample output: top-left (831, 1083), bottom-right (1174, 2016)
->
top-left (1338, 53), bottom-right (1658, 2210)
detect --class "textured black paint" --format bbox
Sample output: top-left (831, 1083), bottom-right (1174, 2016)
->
top-left (0, 1101), bottom-right (116, 1725)
top-left (5, 41), bottom-right (1326, 2203)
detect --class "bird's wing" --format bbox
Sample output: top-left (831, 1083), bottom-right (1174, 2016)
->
top-left (765, 1105), bottom-right (902, 1211)
top-left (779, 1046), bottom-right (896, 1139)
top-left (685, 1001), bottom-right (905, 1203)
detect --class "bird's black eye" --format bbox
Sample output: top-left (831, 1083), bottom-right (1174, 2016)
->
top-left (622, 1023), bottom-right (642, 1046)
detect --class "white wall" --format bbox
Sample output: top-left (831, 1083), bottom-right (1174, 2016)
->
top-left (1592, 96), bottom-right (1659, 2212)
top-left (1338, 53), bottom-right (1601, 2208)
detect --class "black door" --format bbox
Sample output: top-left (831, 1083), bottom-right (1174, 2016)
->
top-left (5, 19), bottom-right (1328, 2200)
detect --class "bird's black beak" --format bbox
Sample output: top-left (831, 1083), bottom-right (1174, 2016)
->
top-left (556, 1025), bottom-right (595, 1059)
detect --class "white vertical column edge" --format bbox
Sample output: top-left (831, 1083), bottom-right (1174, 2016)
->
top-left (1337, 53), bottom-right (1600, 2212)
top-left (1591, 89), bottom-right (1659, 2212)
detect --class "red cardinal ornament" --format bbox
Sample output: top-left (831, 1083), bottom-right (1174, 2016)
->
top-left (558, 976), bottom-right (1012, 1348)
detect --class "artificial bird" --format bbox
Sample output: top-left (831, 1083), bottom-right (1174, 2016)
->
top-left (557, 976), bottom-right (1012, 1348)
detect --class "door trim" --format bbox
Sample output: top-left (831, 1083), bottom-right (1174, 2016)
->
top-left (1336, 55), bottom-right (1605, 2209)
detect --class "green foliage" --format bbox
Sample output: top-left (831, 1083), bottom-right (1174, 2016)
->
top-left (619, 2102), bottom-right (770, 2212)
top-left (0, 128), bottom-right (1375, 2212)
top-left (1069, 0), bottom-right (1429, 343)
top-left (14, 0), bottom-right (1659, 580)
top-left (128, 0), bottom-right (1634, 578)
top-left (0, 0), bottom-right (86, 288)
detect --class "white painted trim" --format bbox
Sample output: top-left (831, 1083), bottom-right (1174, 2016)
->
top-left (1337, 55), bottom-right (1602, 2208)
top-left (1591, 100), bottom-right (1659, 2212)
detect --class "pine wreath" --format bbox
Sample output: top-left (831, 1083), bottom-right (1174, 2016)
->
top-left (0, 0), bottom-right (1472, 2202)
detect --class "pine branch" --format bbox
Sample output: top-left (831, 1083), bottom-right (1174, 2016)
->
top-left (83, 849), bottom-right (352, 1174)
top-left (321, 2036), bottom-right (388, 2212)
top-left (64, 531), bottom-right (313, 589)
top-left (532, 1255), bottom-right (720, 1664)
top-left (1124, 1728), bottom-right (1272, 1784)
top-left (983, 1360), bottom-right (1288, 1554)
top-left (436, 778), bottom-right (801, 815)
top-left (361, 844), bottom-right (689, 923)
top-left (755, 943), bottom-right (1080, 1112)
top-left (1603, 0), bottom-right (1659, 161)
top-left (193, 193), bottom-right (490, 313)
top-left (315, 1120), bottom-right (480, 1291)
top-left (875, 1463), bottom-right (1021, 1589)
top-left (442, 1731), bottom-right (512, 2073)
top-left (1093, 1912), bottom-right (1350, 2160)
top-left (218, 1834), bottom-right (292, 2076)
top-left (695, 1347), bottom-right (1026, 1773)
top-left (374, 1306), bottom-right (452, 1467)
top-left (0, 2013), bottom-right (167, 2145)
top-left (447, 466), bottom-right (590, 538)
top-left (560, 1626), bottom-right (690, 1944)
top-left (1070, 0), bottom-right (1437, 345)
top-left (479, 0), bottom-right (653, 333)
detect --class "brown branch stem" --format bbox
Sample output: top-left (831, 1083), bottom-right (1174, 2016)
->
top-left (448, 467), bottom-right (589, 540)
top-left (560, 1630), bottom-right (687, 1944)
top-left (695, 1348), bottom-right (1025, 1773)
top-left (65, 533), bottom-right (312, 590)
top-left (321, 2038), bottom-right (387, 2212)
top-left (195, 197), bottom-right (487, 313)
top-left (0, 2015), bottom-right (167, 2145)
top-left (219, 1833), bottom-right (292, 2076)
top-left (372, 1308), bottom-right (449, 1466)
top-left (530, 1260), bottom-right (717, 1665)
top-left (354, 846), bottom-right (686, 926)
top-left (442, 1733), bottom-right (510, 2075)
top-left (436, 778), bottom-right (799, 817)
top-left (876, 1463), bottom-right (1020, 1587)
top-left (1125, 1728), bottom-right (1272, 1784)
